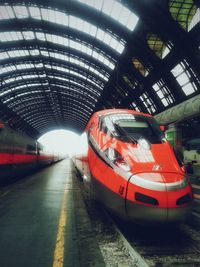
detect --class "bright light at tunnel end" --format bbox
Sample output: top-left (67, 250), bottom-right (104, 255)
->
top-left (38, 129), bottom-right (82, 157)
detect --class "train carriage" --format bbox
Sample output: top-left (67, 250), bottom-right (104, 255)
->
top-left (74, 109), bottom-right (193, 225)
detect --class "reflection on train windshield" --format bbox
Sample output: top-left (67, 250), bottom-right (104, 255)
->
top-left (104, 114), bottom-right (163, 144)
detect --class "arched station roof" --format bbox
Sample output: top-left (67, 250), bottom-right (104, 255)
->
top-left (0, 0), bottom-right (199, 137)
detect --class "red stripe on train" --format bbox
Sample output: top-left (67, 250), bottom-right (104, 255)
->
top-left (0, 153), bottom-right (53, 164)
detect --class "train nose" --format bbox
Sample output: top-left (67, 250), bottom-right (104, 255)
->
top-left (125, 173), bottom-right (192, 224)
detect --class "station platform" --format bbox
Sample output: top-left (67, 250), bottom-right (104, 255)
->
top-left (0, 159), bottom-right (105, 267)
top-left (1, 158), bottom-right (200, 267)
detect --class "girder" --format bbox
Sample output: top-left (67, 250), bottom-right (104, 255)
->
top-left (0, 0), bottom-right (199, 137)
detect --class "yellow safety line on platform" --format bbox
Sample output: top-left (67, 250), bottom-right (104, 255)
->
top-left (53, 185), bottom-right (68, 267)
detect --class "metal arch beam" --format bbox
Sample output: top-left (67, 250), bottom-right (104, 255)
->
top-left (14, 103), bottom-right (89, 132)
top-left (124, 0), bottom-right (195, 47)
top-left (10, 92), bottom-right (91, 114)
top-left (49, 80), bottom-right (101, 98)
top-left (0, 41), bottom-right (112, 74)
top-left (19, 104), bottom-right (89, 127)
top-left (19, 113), bottom-right (57, 125)
top-left (61, 103), bottom-right (92, 122)
top-left (13, 102), bottom-right (53, 115)
top-left (10, 109), bottom-right (55, 126)
top-left (0, 62), bottom-right (107, 92)
top-left (14, 108), bottom-right (60, 124)
top-left (37, 120), bottom-right (83, 135)
top-left (10, 99), bottom-right (47, 111)
top-left (0, 66), bottom-right (105, 92)
top-left (0, 69), bottom-right (103, 97)
top-left (0, 59), bottom-right (107, 84)
top-left (1, 0), bottom-right (131, 41)
top-left (5, 97), bottom-right (92, 123)
top-left (124, 0), bottom-right (200, 74)
top-left (26, 116), bottom-right (56, 126)
top-left (0, 57), bottom-right (106, 92)
top-left (1, 82), bottom-right (97, 110)
top-left (4, 89), bottom-right (94, 118)
top-left (6, 103), bottom-right (91, 127)
top-left (0, 20), bottom-right (118, 61)
top-left (95, 41), bottom-right (175, 114)
top-left (50, 84), bottom-right (98, 103)
top-left (61, 103), bottom-right (92, 119)
top-left (1, 76), bottom-right (102, 100)
top-left (0, 65), bottom-right (105, 91)
top-left (0, 100), bottom-right (39, 137)
top-left (20, 112), bottom-right (55, 124)
top-left (2, 78), bottom-right (99, 102)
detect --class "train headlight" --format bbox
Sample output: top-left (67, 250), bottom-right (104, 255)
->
top-left (107, 147), bottom-right (131, 172)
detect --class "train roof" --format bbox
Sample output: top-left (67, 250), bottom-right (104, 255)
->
top-left (85, 109), bottom-right (153, 130)
top-left (94, 109), bottom-right (153, 117)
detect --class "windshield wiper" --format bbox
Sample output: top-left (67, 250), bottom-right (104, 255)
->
top-left (114, 123), bottom-right (137, 144)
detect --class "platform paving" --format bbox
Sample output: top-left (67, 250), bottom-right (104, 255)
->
top-left (0, 159), bottom-right (105, 267)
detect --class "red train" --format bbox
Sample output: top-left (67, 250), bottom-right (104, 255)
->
top-left (74, 109), bottom-right (193, 225)
top-left (0, 120), bottom-right (62, 184)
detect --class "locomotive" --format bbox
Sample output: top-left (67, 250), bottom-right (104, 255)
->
top-left (74, 109), bottom-right (193, 225)
top-left (0, 120), bottom-right (62, 184)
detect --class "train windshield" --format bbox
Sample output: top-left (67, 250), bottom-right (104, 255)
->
top-left (103, 114), bottom-right (164, 144)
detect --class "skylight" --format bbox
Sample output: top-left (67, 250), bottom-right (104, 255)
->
top-left (75, 0), bottom-right (139, 31)
top-left (152, 81), bottom-right (174, 107)
top-left (171, 61), bottom-right (197, 96)
top-left (140, 93), bottom-right (156, 114)
top-left (1, 67), bottom-right (103, 92)
top-left (50, 84), bottom-right (98, 101)
top-left (0, 31), bottom-right (115, 70)
top-left (0, 53), bottom-right (109, 81)
top-left (0, 5), bottom-right (125, 54)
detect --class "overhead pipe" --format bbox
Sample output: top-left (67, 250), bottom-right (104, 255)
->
top-left (155, 94), bottom-right (200, 125)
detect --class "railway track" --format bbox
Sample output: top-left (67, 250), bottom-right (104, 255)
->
top-left (74, 166), bottom-right (200, 267)
top-left (116, 217), bottom-right (200, 266)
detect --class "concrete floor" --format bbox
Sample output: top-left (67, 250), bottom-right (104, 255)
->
top-left (0, 159), bottom-right (105, 267)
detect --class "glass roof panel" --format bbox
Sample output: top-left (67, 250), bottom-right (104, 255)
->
top-left (0, 83), bottom-right (43, 97)
top-left (182, 83), bottom-right (195, 96)
top-left (7, 50), bottom-right (29, 58)
top-left (50, 83), bottom-right (97, 102)
top-left (102, 1), bottom-right (114, 15)
top-left (0, 31), bottom-right (115, 69)
top-left (169, 0), bottom-right (197, 31)
top-left (29, 6), bottom-right (41, 20)
top-left (0, 6), bottom-right (15, 19)
top-left (132, 58), bottom-right (149, 77)
top-left (76, 0), bottom-right (139, 31)
top-left (22, 31), bottom-right (35, 40)
top-left (147, 34), bottom-right (171, 59)
top-left (176, 72), bottom-right (190, 86)
top-left (171, 63), bottom-right (184, 76)
top-left (1, 63), bottom-right (104, 91)
top-left (13, 5), bottom-right (29, 19)
top-left (0, 6), bottom-right (125, 54)
top-left (46, 52), bottom-right (108, 79)
top-left (110, 1), bottom-right (121, 21)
